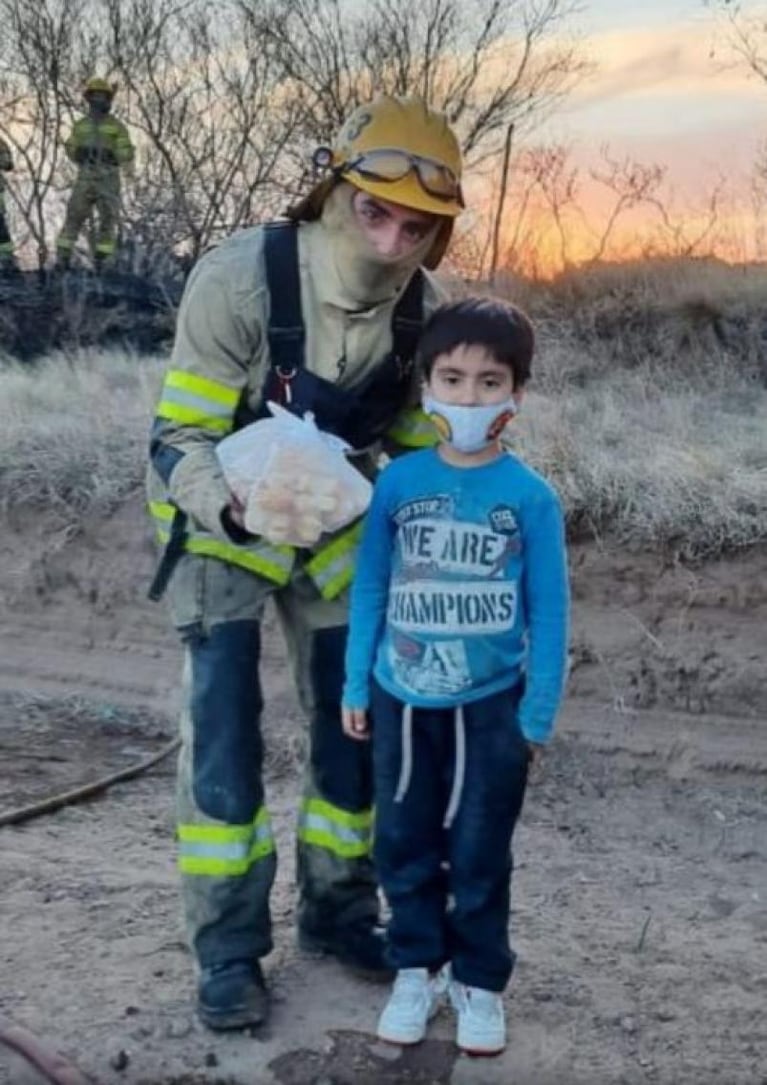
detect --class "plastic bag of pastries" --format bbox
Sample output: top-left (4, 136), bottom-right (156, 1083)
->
top-left (217, 402), bottom-right (372, 546)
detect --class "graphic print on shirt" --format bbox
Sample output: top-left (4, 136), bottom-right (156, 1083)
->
top-left (387, 496), bottom-right (521, 696)
top-left (390, 632), bottom-right (472, 696)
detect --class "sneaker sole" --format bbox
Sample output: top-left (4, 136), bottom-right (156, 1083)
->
top-left (458, 1042), bottom-right (506, 1056)
top-left (377, 1029), bottom-right (427, 1046)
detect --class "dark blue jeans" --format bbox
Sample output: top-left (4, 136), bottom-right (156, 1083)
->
top-left (372, 681), bottom-right (530, 992)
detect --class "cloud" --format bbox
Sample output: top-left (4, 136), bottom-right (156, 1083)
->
top-left (572, 23), bottom-right (765, 108)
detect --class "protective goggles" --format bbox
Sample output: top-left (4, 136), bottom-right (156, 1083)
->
top-left (321, 147), bottom-right (463, 205)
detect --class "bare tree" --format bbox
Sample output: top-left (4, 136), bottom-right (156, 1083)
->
top-left (238, 0), bottom-right (589, 169)
top-left (97, 0), bottom-right (305, 261)
top-left (645, 176), bottom-right (728, 258)
top-left (588, 146), bottom-right (666, 262)
top-left (706, 0), bottom-right (767, 81)
top-left (516, 143), bottom-right (580, 270)
top-left (0, 0), bottom-right (91, 264)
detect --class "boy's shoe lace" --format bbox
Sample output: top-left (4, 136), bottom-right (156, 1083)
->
top-left (376, 967), bottom-right (443, 1045)
top-left (449, 977), bottom-right (506, 1055)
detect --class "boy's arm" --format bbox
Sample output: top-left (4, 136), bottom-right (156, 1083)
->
top-left (518, 489), bottom-right (570, 745)
top-left (342, 472), bottom-right (396, 715)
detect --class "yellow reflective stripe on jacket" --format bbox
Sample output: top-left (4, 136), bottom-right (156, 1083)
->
top-left (178, 807), bottom-right (275, 876)
top-left (148, 501), bottom-right (295, 586)
top-left (156, 369), bottom-right (240, 434)
top-left (305, 520), bottom-right (364, 601)
top-left (297, 797), bottom-right (373, 860)
top-left (386, 407), bottom-right (439, 448)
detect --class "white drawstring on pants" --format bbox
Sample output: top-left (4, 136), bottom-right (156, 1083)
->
top-left (393, 703), bottom-right (414, 805)
top-left (393, 703), bottom-right (467, 829)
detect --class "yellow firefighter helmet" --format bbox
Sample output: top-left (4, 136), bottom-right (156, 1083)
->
top-left (288, 95), bottom-right (464, 268)
top-left (84, 77), bottom-right (117, 98)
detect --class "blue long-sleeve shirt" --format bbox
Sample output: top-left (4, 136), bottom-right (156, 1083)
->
top-left (342, 448), bottom-right (570, 744)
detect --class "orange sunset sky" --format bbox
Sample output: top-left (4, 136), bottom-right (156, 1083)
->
top-left (489, 0), bottom-right (767, 270)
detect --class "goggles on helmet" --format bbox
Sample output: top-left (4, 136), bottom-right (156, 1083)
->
top-left (339, 148), bottom-right (464, 206)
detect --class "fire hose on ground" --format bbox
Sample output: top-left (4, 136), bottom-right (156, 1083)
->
top-left (0, 736), bottom-right (180, 828)
top-left (0, 737), bottom-right (181, 1080)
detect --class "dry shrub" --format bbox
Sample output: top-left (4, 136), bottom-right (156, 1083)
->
top-left (507, 370), bottom-right (766, 558)
top-left (1, 254), bottom-right (766, 559)
top-left (0, 350), bottom-right (164, 526)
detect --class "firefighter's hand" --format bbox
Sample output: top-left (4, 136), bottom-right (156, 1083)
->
top-left (342, 706), bottom-right (370, 741)
top-left (227, 493), bottom-right (246, 528)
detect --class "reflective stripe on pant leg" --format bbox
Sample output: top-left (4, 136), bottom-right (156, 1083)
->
top-left (179, 806), bottom-right (275, 876)
top-left (297, 796), bottom-right (373, 859)
top-left (177, 619), bottom-right (276, 967)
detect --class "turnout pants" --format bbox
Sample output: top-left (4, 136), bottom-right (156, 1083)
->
top-left (371, 682), bottom-right (529, 993)
top-left (57, 167), bottom-right (120, 259)
top-left (0, 189), bottom-right (12, 259)
top-left (169, 555), bottom-right (377, 970)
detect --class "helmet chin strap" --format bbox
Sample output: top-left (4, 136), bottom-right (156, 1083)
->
top-left (319, 183), bottom-right (439, 308)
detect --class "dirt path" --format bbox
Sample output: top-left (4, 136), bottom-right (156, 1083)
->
top-left (0, 507), bottom-right (765, 1084)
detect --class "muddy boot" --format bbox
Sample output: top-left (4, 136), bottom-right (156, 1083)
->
top-left (197, 959), bottom-right (269, 1031)
top-left (298, 919), bottom-right (393, 980)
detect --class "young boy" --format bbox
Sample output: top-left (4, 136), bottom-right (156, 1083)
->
top-left (341, 297), bottom-right (569, 1055)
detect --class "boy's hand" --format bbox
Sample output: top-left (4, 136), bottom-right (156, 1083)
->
top-left (528, 742), bottom-right (544, 763)
top-left (342, 706), bottom-right (370, 741)
top-left (527, 742), bottom-right (546, 780)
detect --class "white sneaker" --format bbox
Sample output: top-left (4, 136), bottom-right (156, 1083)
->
top-left (450, 979), bottom-right (506, 1055)
top-left (377, 968), bottom-right (442, 1045)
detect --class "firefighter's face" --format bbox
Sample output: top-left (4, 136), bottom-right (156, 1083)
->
top-left (351, 191), bottom-right (437, 259)
top-left (87, 92), bottom-right (112, 115)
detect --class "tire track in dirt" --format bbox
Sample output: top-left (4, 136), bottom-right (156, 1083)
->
top-left (0, 610), bottom-right (179, 712)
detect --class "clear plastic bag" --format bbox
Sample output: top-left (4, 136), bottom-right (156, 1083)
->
top-left (216, 402), bottom-right (372, 547)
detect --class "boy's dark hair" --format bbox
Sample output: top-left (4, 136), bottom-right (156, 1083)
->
top-left (417, 297), bottom-right (534, 389)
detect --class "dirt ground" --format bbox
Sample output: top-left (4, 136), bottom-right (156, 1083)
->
top-left (0, 495), bottom-right (765, 1085)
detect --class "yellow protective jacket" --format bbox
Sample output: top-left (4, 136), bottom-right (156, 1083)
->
top-left (147, 219), bottom-right (445, 600)
top-left (64, 115), bottom-right (134, 168)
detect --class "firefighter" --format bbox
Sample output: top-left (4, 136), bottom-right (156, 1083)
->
top-left (0, 135), bottom-right (17, 272)
top-left (147, 95), bottom-right (464, 1032)
top-left (56, 78), bottom-right (134, 269)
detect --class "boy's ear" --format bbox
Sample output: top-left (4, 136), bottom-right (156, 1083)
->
top-left (514, 386), bottom-right (526, 407)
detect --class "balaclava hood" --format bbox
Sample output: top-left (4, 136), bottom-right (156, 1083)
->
top-left (316, 182), bottom-right (442, 308)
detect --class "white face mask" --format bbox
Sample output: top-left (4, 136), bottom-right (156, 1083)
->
top-left (423, 394), bottom-right (517, 453)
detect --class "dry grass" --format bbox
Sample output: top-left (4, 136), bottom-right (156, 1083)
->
top-left (0, 257), bottom-right (765, 558)
top-left (0, 350), bottom-right (163, 527)
top-left (507, 375), bottom-right (766, 558)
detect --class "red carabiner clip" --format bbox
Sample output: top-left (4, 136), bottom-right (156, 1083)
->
top-left (276, 365), bottom-right (296, 405)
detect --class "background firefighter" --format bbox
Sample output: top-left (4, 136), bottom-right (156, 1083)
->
top-left (56, 78), bottom-right (134, 269)
top-left (146, 96), bottom-right (465, 1032)
top-left (0, 136), bottom-right (16, 271)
